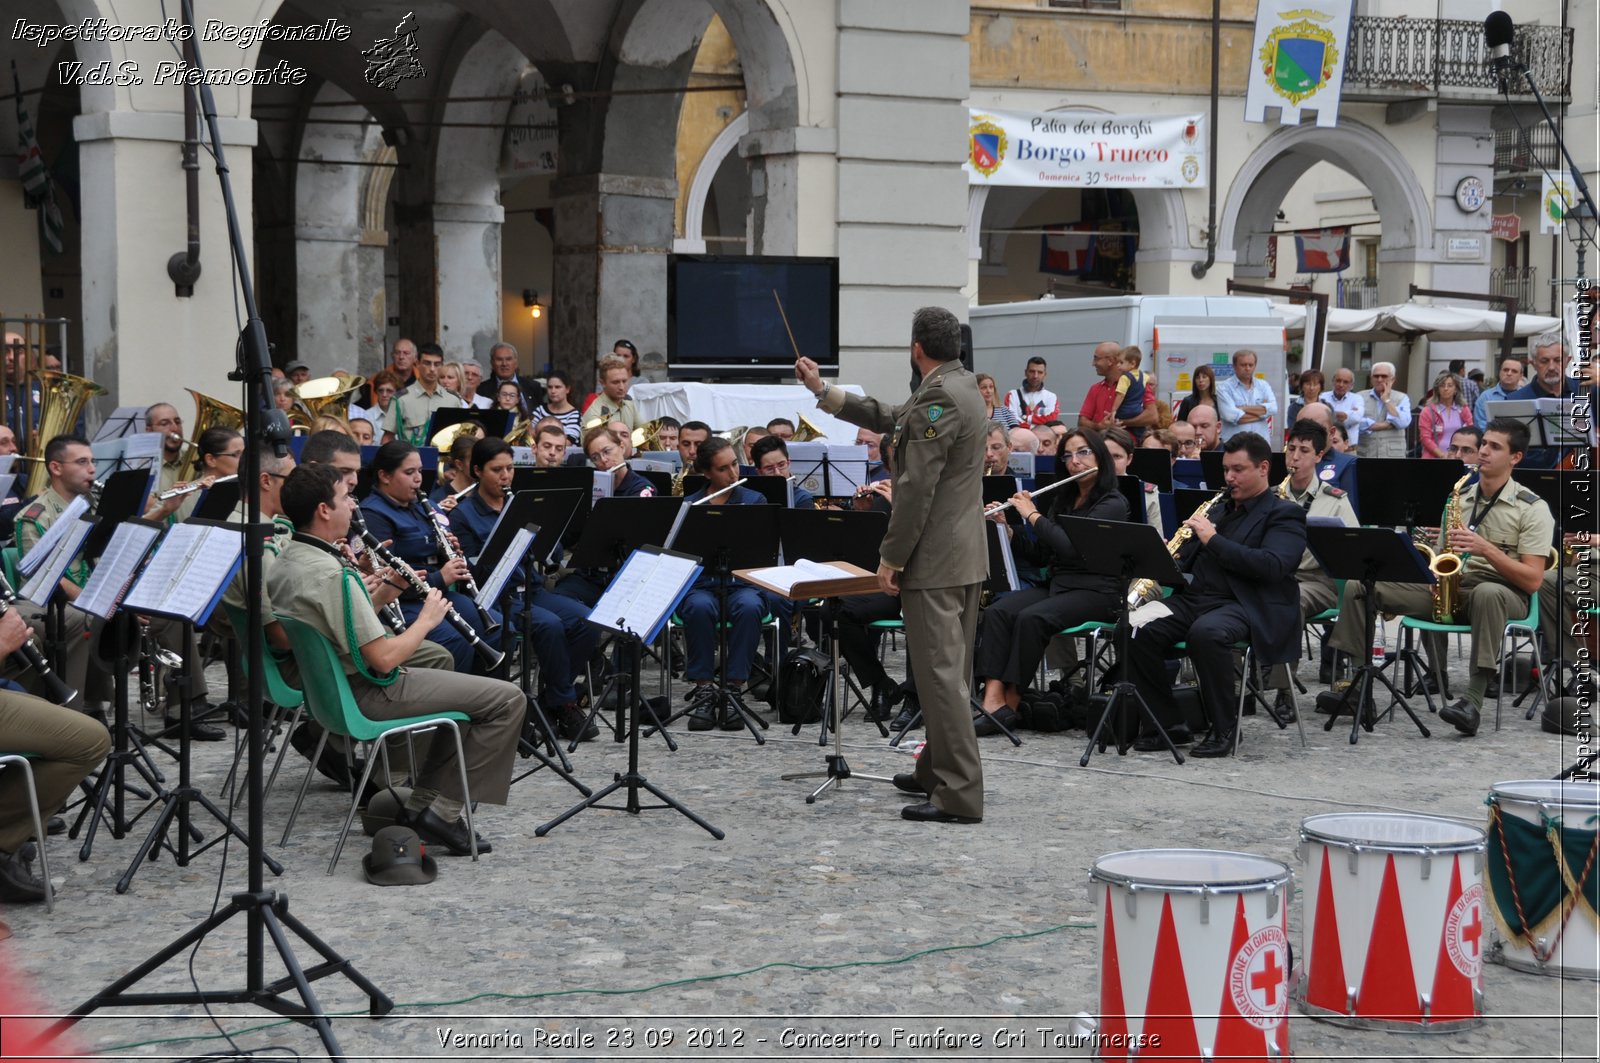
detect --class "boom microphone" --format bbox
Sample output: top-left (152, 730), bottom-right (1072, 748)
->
top-left (1484, 11), bottom-right (1516, 92)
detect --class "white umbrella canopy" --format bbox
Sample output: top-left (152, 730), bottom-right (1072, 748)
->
top-left (1273, 302), bottom-right (1562, 343)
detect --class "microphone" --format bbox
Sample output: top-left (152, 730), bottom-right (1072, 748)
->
top-left (1484, 11), bottom-right (1516, 91)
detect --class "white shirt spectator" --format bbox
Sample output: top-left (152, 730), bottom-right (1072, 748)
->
top-left (1356, 387), bottom-right (1412, 458)
top-left (1215, 374), bottom-right (1278, 441)
top-left (1004, 386), bottom-right (1059, 426)
top-left (1319, 389), bottom-right (1366, 446)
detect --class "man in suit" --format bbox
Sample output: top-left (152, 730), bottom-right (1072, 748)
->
top-left (1124, 431), bottom-right (1307, 757)
top-left (796, 307), bottom-right (988, 823)
top-left (475, 342), bottom-right (545, 410)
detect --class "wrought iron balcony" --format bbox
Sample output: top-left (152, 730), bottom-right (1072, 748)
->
top-left (1491, 266), bottom-right (1538, 306)
top-left (1337, 278), bottom-right (1381, 309)
top-left (1344, 16), bottom-right (1571, 100)
top-left (1495, 125), bottom-right (1563, 174)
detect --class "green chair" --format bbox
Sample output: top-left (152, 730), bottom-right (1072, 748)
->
top-left (0, 753), bottom-right (52, 912)
top-left (1399, 591), bottom-right (1540, 732)
top-left (661, 610), bottom-right (781, 718)
top-left (224, 605), bottom-right (305, 802)
top-left (1169, 640), bottom-right (1305, 753)
top-left (276, 615), bottom-right (477, 873)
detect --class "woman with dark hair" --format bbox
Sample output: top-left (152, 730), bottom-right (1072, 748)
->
top-left (359, 440), bottom-right (503, 673)
top-left (531, 369), bottom-right (582, 443)
top-left (972, 428), bottom-right (1128, 733)
top-left (1175, 364), bottom-right (1219, 421)
top-left (450, 438), bottom-right (599, 741)
top-left (1285, 368), bottom-right (1324, 437)
top-left (146, 426), bottom-right (242, 524)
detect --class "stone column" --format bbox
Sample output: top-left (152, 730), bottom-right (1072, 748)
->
top-left (434, 201), bottom-right (506, 364)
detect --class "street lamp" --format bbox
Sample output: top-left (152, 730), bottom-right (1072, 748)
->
top-left (1563, 199), bottom-right (1597, 279)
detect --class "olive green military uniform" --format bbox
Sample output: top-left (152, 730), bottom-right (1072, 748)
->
top-left (385, 385), bottom-right (459, 447)
top-left (15, 487), bottom-right (103, 709)
top-left (156, 456), bottom-right (200, 524)
top-left (1331, 479), bottom-right (1553, 674)
top-left (1268, 479), bottom-right (1356, 689)
top-left (586, 395), bottom-right (639, 431)
top-left (819, 359), bottom-right (988, 819)
top-left (269, 536), bottom-right (522, 807)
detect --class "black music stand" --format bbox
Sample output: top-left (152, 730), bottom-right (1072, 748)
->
top-left (982, 476), bottom-right (1022, 524)
top-left (666, 503), bottom-right (781, 742)
top-left (1059, 518), bottom-right (1187, 766)
top-left (425, 407), bottom-right (511, 442)
top-left (776, 509), bottom-right (892, 742)
top-left (537, 546), bottom-right (722, 839)
top-left (513, 466), bottom-right (597, 544)
top-left (1305, 525), bottom-right (1434, 745)
top-left (1130, 449), bottom-right (1174, 493)
top-left (193, 478), bottom-right (242, 521)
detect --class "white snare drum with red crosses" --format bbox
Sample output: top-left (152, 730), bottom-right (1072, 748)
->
top-left (1296, 812), bottom-right (1486, 1031)
top-left (1485, 779), bottom-right (1600, 980)
top-left (1090, 849), bottom-right (1293, 1060)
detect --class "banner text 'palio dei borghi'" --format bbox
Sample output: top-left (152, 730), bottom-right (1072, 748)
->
top-left (966, 110), bottom-right (1206, 188)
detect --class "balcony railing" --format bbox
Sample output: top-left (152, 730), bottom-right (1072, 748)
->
top-left (1337, 278), bottom-right (1381, 309)
top-left (1344, 16), bottom-right (1571, 99)
top-left (1491, 266), bottom-right (1538, 306)
top-left (1495, 126), bottom-right (1563, 174)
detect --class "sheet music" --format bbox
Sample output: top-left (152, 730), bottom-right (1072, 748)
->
top-left (991, 522), bottom-right (1020, 592)
top-left (122, 524), bottom-right (200, 610)
top-left (589, 551), bottom-right (701, 639)
top-left (743, 558), bottom-right (850, 595)
top-left (92, 405), bottom-right (149, 443)
top-left (0, 474), bottom-right (16, 501)
top-left (477, 527), bottom-right (534, 609)
top-left (1006, 452), bottom-right (1037, 477)
top-left (0, 455), bottom-right (14, 475)
top-left (21, 519), bottom-right (93, 607)
top-left (592, 469), bottom-right (614, 505)
top-left (73, 522), bottom-right (161, 619)
top-left (17, 494), bottom-right (90, 577)
top-left (788, 441), bottom-right (827, 496)
top-left (510, 446), bottom-right (535, 465)
top-left (118, 432), bottom-right (165, 470)
top-left (662, 501), bottom-right (691, 549)
top-left (123, 524), bottom-right (242, 622)
top-left (631, 457), bottom-right (678, 476)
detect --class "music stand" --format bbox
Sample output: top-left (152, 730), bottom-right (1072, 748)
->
top-left (425, 407), bottom-right (511, 442)
top-left (1356, 458), bottom-right (1465, 533)
top-left (194, 479), bottom-right (242, 521)
top-left (777, 509), bottom-right (892, 741)
top-left (92, 406), bottom-right (150, 442)
top-left (1305, 525), bottom-right (1434, 745)
top-left (536, 546), bottom-right (721, 839)
top-left (1130, 449), bottom-right (1174, 493)
top-left (1058, 518), bottom-right (1187, 766)
top-left (512, 466), bottom-right (596, 542)
top-left (667, 503), bottom-right (782, 742)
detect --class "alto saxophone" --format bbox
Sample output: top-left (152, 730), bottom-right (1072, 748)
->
top-left (1415, 471), bottom-right (1472, 623)
top-left (1127, 489), bottom-right (1229, 609)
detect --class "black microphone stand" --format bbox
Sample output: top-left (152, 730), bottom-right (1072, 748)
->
top-left (51, 6), bottom-right (391, 1057)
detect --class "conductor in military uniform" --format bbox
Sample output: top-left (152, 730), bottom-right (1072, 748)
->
top-left (795, 306), bottom-right (987, 824)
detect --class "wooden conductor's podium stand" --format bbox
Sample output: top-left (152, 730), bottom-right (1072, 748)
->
top-left (735, 560), bottom-right (893, 803)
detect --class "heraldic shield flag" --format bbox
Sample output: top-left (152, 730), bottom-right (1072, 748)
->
top-left (1273, 34), bottom-right (1326, 97)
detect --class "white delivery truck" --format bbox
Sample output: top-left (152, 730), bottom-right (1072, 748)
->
top-left (968, 295), bottom-right (1290, 427)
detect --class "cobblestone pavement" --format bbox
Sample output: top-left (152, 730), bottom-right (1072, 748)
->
top-left (2, 652), bottom-right (1596, 1061)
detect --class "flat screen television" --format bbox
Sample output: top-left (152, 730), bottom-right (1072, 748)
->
top-left (667, 254), bottom-right (839, 379)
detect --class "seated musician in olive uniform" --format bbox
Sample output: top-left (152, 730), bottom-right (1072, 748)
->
top-left (1328, 417), bottom-right (1554, 736)
top-left (272, 463), bottom-right (523, 856)
top-left (358, 440), bottom-right (502, 674)
top-left (450, 437), bottom-right (599, 743)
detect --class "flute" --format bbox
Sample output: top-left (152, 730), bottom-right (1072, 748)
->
top-left (983, 466), bottom-right (1097, 515)
top-left (450, 482), bottom-right (479, 502)
top-left (692, 478), bottom-right (748, 505)
top-left (156, 473), bottom-right (237, 501)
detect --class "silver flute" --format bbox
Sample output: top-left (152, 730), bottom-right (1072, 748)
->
top-left (983, 466), bottom-right (1098, 515)
top-left (692, 477), bottom-right (748, 505)
top-left (155, 473), bottom-right (237, 501)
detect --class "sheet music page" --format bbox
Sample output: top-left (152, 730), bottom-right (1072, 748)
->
top-left (1006, 452), bottom-right (1037, 477)
top-left (631, 457), bottom-right (677, 476)
top-left (0, 474), bottom-right (16, 501)
top-left (18, 495), bottom-right (91, 577)
top-left (511, 446), bottom-right (535, 465)
top-left (167, 526), bottom-right (243, 621)
top-left (73, 522), bottom-right (161, 619)
top-left (589, 551), bottom-right (700, 637)
top-left (744, 558), bottom-right (848, 594)
top-left (788, 441), bottom-right (827, 496)
top-left (823, 444), bottom-right (870, 495)
top-left (122, 524), bottom-right (202, 614)
top-left (661, 500), bottom-right (692, 550)
top-left (0, 455), bottom-right (14, 475)
top-left (90, 438), bottom-right (127, 466)
top-left (118, 432), bottom-right (166, 470)
top-left (993, 522), bottom-right (1020, 591)
top-left (92, 405), bottom-right (150, 443)
top-left (21, 519), bottom-right (93, 606)
top-left (592, 469), bottom-right (613, 505)
top-left (477, 526), bottom-right (534, 609)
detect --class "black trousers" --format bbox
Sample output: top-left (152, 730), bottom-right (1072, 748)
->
top-left (976, 586), bottom-right (1117, 690)
top-left (1125, 593), bottom-right (1251, 735)
top-left (836, 593), bottom-right (907, 690)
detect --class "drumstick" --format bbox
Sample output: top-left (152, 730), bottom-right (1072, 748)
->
top-left (773, 289), bottom-right (802, 361)
top-left (984, 466), bottom-right (1097, 515)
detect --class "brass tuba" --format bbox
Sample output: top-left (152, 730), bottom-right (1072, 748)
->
top-left (293, 375), bottom-right (364, 420)
top-left (175, 388), bottom-right (245, 483)
top-left (792, 413), bottom-right (828, 442)
top-left (631, 418), bottom-right (666, 452)
top-left (22, 372), bottom-right (109, 496)
top-left (1414, 471), bottom-right (1472, 624)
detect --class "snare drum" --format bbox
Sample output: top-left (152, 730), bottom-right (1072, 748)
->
top-left (1090, 849), bottom-right (1292, 1060)
top-left (1485, 780), bottom-right (1600, 980)
top-left (1296, 812), bottom-right (1486, 1031)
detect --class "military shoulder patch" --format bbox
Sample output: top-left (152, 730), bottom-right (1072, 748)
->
top-left (1326, 487), bottom-right (1345, 497)
top-left (927, 404), bottom-right (944, 423)
top-left (1516, 488), bottom-right (1541, 505)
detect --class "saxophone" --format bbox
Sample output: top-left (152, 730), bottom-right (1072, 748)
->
top-left (1275, 473), bottom-right (1293, 501)
top-left (1127, 489), bottom-right (1229, 608)
top-left (1415, 471), bottom-right (1472, 623)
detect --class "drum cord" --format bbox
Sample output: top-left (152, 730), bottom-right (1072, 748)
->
top-left (95, 921), bottom-right (1096, 1056)
top-left (1488, 805), bottom-right (1600, 961)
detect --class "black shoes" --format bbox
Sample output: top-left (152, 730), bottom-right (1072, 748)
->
top-left (892, 773), bottom-right (928, 795)
top-left (890, 703), bottom-right (922, 732)
top-left (165, 713), bottom-right (226, 742)
top-left (1190, 730), bottom-right (1237, 758)
top-left (901, 801), bottom-right (981, 824)
top-left (47, 816), bottom-right (65, 836)
top-left (556, 704), bottom-right (599, 743)
top-left (866, 680), bottom-right (898, 723)
top-left (972, 706), bottom-right (1019, 737)
top-left (409, 807), bottom-right (492, 856)
top-left (1438, 699), bottom-right (1481, 737)
top-left (686, 687), bottom-right (717, 731)
top-left (719, 693), bottom-right (749, 732)
top-left (1133, 727), bottom-right (1191, 752)
top-left (0, 847), bottom-right (46, 903)
top-left (1268, 690), bottom-right (1298, 726)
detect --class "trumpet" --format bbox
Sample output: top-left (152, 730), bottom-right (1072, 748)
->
top-left (0, 571), bottom-right (76, 705)
top-left (983, 466), bottom-right (1097, 515)
top-left (348, 507), bottom-right (503, 670)
top-left (155, 473), bottom-right (237, 502)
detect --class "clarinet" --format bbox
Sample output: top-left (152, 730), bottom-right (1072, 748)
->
top-left (0, 571), bottom-right (77, 705)
top-left (348, 508), bottom-right (504, 670)
top-left (421, 498), bottom-right (497, 633)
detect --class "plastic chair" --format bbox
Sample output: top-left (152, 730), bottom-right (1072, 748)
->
top-left (1399, 591), bottom-right (1540, 732)
top-left (660, 610), bottom-right (781, 716)
top-left (1049, 619), bottom-right (1116, 690)
top-left (0, 753), bottom-right (52, 912)
top-left (275, 615), bottom-right (476, 873)
top-left (224, 605), bottom-right (305, 802)
top-left (1171, 640), bottom-right (1306, 754)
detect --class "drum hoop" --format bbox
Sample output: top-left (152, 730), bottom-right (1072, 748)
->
top-left (1489, 782), bottom-right (1600, 814)
top-left (1089, 848), bottom-right (1292, 893)
top-left (1299, 813), bottom-right (1485, 856)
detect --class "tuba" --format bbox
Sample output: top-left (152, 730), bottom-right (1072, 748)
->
top-left (631, 418), bottom-right (666, 452)
top-left (1414, 472), bottom-right (1472, 624)
top-left (792, 413), bottom-right (828, 442)
top-left (21, 372), bottom-right (108, 497)
top-left (292, 374), bottom-right (364, 427)
top-left (175, 388), bottom-right (245, 483)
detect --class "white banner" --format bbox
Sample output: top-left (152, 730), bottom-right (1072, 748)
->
top-left (1243, 0), bottom-right (1354, 129)
top-left (1541, 174), bottom-right (1574, 234)
top-left (966, 109), bottom-right (1206, 188)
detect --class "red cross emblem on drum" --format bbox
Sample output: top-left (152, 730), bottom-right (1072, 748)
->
top-left (1229, 925), bottom-right (1290, 1030)
top-left (1446, 883), bottom-right (1486, 978)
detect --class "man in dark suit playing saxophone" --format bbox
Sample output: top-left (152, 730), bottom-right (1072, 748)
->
top-left (1125, 432), bottom-right (1308, 757)
top-left (795, 307), bottom-right (988, 823)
